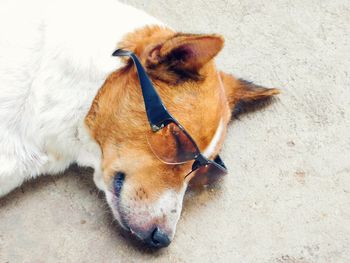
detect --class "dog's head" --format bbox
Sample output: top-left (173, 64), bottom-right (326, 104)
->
top-left (86, 26), bottom-right (278, 248)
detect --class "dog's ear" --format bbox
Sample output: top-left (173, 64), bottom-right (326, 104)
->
top-left (220, 71), bottom-right (280, 118)
top-left (158, 34), bottom-right (224, 71)
top-left (146, 34), bottom-right (224, 83)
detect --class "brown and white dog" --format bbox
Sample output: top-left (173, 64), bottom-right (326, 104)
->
top-left (0, 0), bottom-right (279, 247)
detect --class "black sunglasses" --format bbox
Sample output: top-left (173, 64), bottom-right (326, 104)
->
top-left (112, 49), bottom-right (227, 186)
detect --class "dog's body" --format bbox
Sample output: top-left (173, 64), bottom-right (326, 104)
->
top-left (0, 0), bottom-right (161, 196)
top-left (0, 0), bottom-right (278, 247)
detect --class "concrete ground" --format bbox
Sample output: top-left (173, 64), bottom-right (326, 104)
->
top-left (1, 0), bottom-right (349, 262)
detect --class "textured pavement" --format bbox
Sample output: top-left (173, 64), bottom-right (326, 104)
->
top-left (1, 0), bottom-right (350, 262)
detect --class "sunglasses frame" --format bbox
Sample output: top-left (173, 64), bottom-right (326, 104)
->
top-left (112, 49), bottom-right (227, 175)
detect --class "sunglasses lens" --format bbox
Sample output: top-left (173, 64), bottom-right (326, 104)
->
top-left (146, 121), bottom-right (198, 164)
top-left (189, 161), bottom-right (227, 188)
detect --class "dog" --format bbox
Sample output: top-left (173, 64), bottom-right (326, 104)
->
top-left (0, 0), bottom-right (279, 248)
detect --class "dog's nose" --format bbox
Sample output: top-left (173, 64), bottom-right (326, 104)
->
top-left (145, 227), bottom-right (171, 248)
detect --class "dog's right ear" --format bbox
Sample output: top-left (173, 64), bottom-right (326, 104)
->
top-left (220, 71), bottom-right (280, 118)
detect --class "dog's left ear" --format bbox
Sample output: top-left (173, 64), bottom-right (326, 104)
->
top-left (220, 71), bottom-right (280, 118)
top-left (157, 34), bottom-right (224, 71)
top-left (146, 34), bottom-right (224, 84)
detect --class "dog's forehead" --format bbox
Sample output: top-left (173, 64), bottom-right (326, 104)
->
top-left (124, 67), bottom-right (227, 155)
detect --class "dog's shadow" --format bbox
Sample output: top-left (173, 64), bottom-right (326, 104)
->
top-left (0, 165), bottom-right (224, 254)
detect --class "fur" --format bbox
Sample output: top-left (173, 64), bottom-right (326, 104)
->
top-left (0, 0), bottom-right (162, 196)
top-left (0, 0), bottom-right (279, 247)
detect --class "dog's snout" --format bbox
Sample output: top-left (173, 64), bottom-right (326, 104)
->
top-left (111, 186), bottom-right (182, 248)
top-left (145, 227), bottom-right (171, 248)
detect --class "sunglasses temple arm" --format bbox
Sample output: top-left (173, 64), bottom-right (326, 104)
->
top-left (184, 159), bottom-right (202, 179)
top-left (112, 49), bottom-right (172, 131)
top-left (184, 168), bottom-right (196, 179)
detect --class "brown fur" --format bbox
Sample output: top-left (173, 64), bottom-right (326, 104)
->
top-left (85, 25), bottom-right (279, 202)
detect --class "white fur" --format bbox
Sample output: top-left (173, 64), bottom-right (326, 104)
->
top-left (203, 118), bottom-right (224, 158)
top-left (0, 0), bottom-right (162, 196)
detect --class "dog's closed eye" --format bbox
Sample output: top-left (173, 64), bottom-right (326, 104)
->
top-left (114, 172), bottom-right (126, 197)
